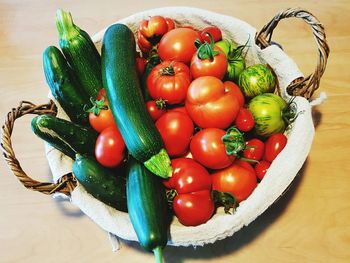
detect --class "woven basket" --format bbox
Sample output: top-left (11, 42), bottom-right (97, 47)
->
top-left (1, 7), bottom-right (329, 247)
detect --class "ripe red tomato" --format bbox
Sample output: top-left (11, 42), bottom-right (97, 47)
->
top-left (173, 190), bottom-right (214, 226)
top-left (190, 128), bottom-right (235, 170)
top-left (158, 28), bottom-right (200, 64)
top-left (137, 16), bottom-right (174, 53)
top-left (243, 138), bottom-right (265, 162)
top-left (147, 60), bottom-right (192, 104)
top-left (164, 158), bottom-right (214, 226)
top-left (155, 111), bottom-right (194, 157)
top-left (96, 88), bottom-right (106, 100)
top-left (224, 81), bottom-right (245, 108)
top-left (190, 46), bottom-right (227, 80)
top-left (88, 97), bottom-right (116, 133)
top-left (185, 76), bottom-right (240, 129)
top-left (135, 57), bottom-right (147, 77)
top-left (235, 159), bottom-right (255, 174)
top-left (212, 163), bottom-right (257, 203)
top-left (199, 26), bottom-right (222, 43)
top-left (167, 106), bottom-right (188, 116)
top-left (255, 160), bottom-right (271, 180)
top-left (235, 108), bottom-right (255, 132)
top-left (146, 100), bottom-right (166, 121)
top-left (95, 126), bottom-right (126, 168)
top-left (264, 133), bottom-right (288, 162)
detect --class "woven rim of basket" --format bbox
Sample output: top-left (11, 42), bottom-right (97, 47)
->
top-left (1, 7), bottom-right (329, 196)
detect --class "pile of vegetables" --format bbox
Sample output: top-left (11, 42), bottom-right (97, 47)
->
top-left (32, 10), bottom-right (298, 263)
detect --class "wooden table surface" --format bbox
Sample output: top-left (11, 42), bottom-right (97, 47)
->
top-left (1, 1), bottom-right (349, 262)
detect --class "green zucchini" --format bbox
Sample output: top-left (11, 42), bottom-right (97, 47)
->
top-left (73, 154), bottom-right (127, 212)
top-left (101, 23), bottom-right (172, 179)
top-left (126, 158), bottom-right (170, 263)
top-left (43, 46), bottom-right (91, 126)
top-left (31, 114), bottom-right (98, 159)
top-left (56, 9), bottom-right (102, 99)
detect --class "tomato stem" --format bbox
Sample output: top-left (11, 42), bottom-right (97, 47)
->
top-left (195, 33), bottom-right (220, 60)
top-left (161, 63), bottom-right (175, 76)
top-left (222, 127), bottom-right (246, 156)
top-left (211, 190), bottom-right (239, 214)
top-left (85, 97), bottom-right (108, 116)
top-left (155, 99), bottom-right (167, 109)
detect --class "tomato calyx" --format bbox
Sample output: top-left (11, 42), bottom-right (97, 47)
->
top-left (221, 127), bottom-right (258, 163)
top-left (211, 190), bottom-right (239, 214)
top-left (166, 189), bottom-right (178, 208)
top-left (160, 63), bottom-right (175, 76)
top-left (194, 34), bottom-right (220, 61)
top-left (155, 98), bottom-right (167, 109)
top-left (85, 97), bottom-right (108, 116)
top-left (227, 38), bottom-right (249, 63)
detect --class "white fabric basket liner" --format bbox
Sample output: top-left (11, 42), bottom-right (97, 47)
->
top-left (45, 7), bottom-right (315, 247)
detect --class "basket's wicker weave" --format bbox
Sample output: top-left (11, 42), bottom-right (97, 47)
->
top-left (1, 8), bottom-right (328, 197)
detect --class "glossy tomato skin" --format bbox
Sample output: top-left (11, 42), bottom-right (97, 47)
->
top-left (185, 76), bottom-right (240, 129)
top-left (224, 81), bottom-right (245, 108)
top-left (190, 47), bottom-right (227, 80)
top-left (235, 159), bottom-right (255, 174)
top-left (173, 190), bottom-right (214, 226)
top-left (147, 60), bottom-right (192, 104)
top-left (235, 108), bottom-right (255, 132)
top-left (164, 158), bottom-right (214, 226)
top-left (199, 26), bottom-right (222, 43)
top-left (167, 106), bottom-right (188, 116)
top-left (212, 163), bottom-right (257, 203)
top-left (264, 133), bottom-right (288, 162)
top-left (255, 160), bottom-right (271, 180)
top-left (95, 126), bottom-right (126, 168)
top-left (190, 128), bottom-right (235, 170)
top-left (158, 28), bottom-right (200, 64)
top-left (146, 100), bottom-right (166, 121)
top-left (243, 138), bottom-right (265, 161)
top-left (155, 111), bottom-right (194, 157)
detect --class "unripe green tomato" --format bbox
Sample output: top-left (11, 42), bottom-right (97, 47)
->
top-left (239, 64), bottom-right (276, 99)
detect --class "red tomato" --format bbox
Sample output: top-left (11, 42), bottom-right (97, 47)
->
top-left (264, 133), bottom-right (288, 162)
top-left (146, 100), bottom-right (166, 121)
top-left (235, 108), bottom-right (255, 132)
top-left (147, 60), bottom-right (192, 104)
top-left (173, 190), bottom-right (214, 226)
top-left (158, 28), bottom-right (200, 64)
top-left (199, 26), bottom-right (222, 43)
top-left (137, 16), bottom-right (174, 53)
top-left (235, 159), bottom-right (255, 174)
top-left (88, 98), bottom-right (116, 133)
top-left (135, 57), bottom-right (147, 77)
top-left (190, 128), bottom-right (235, 170)
top-left (96, 88), bottom-right (106, 100)
top-left (190, 46), bottom-right (227, 80)
top-left (255, 160), bottom-right (271, 180)
top-left (167, 106), bottom-right (188, 116)
top-left (224, 81), bottom-right (245, 108)
top-left (155, 111), bottom-right (194, 157)
top-left (212, 163), bottom-right (257, 203)
top-left (243, 138), bottom-right (265, 162)
top-left (95, 126), bottom-right (126, 168)
top-left (164, 158), bottom-right (214, 226)
top-left (185, 76), bottom-right (240, 129)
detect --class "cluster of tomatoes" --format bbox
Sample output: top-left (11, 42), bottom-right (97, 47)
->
top-left (89, 15), bottom-right (289, 227)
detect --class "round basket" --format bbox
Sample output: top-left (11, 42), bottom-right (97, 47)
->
top-left (1, 7), bottom-right (329, 247)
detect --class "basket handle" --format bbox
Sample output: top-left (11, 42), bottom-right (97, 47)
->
top-left (255, 7), bottom-right (330, 99)
top-left (1, 100), bottom-right (76, 196)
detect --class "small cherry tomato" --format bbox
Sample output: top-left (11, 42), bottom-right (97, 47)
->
top-left (243, 138), bottom-right (265, 162)
top-left (95, 126), bottom-right (126, 168)
top-left (264, 133), bottom-right (288, 162)
top-left (156, 111), bottom-right (194, 157)
top-left (146, 100), bottom-right (166, 121)
top-left (199, 26), bottom-right (222, 43)
top-left (136, 57), bottom-right (147, 77)
top-left (212, 163), bottom-right (257, 203)
top-left (235, 108), bottom-right (255, 132)
top-left (255, 160), bottom-right (271, 180)
top-left (88, 97), bottom-right (116, 133)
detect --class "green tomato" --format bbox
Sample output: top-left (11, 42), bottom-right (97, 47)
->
top-left (248, 93), bottom-right (293, 137)
top-left (215, 39), bottom-right (238, 57)
top-left (239, 64), bottom-right (276, 99)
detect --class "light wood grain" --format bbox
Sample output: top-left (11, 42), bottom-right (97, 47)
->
top-left (1, 1), bottom-right (350, 262)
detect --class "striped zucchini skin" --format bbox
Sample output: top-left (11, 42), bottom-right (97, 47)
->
top-left (101, 23), bottom-right (172, 178)
top-left (56, 9), bottom-right (102, 99)
top-left (248, 93), bottom-right (288, 137)
top-left (73, 154), bottom-right (127, 212)
top-left (31, 114), bottom-right (98, 159)
top-left (43, 46), bottom-right (91, 126)
top-left (238, 64), bottom-right (276, 98)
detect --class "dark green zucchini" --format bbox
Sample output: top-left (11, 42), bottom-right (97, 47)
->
top-left (73, 154), bottom-right (127, 212)
top-left (101, 23), bottom-right (172, 179)
top-left (43, 46), bottom-right (91, 126)
top-left (126, 158), bottom-right (170, 263)
top-left (31, 114), bottom-right (98, 159)
top-left (56, 9), bottom-right (102, 99)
